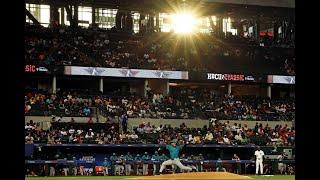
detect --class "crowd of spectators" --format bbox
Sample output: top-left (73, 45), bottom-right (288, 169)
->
top-left (25, 119), bottom-right (294, 147)
top-left (25, 24), bottom-right (295, 75)
top-left (136, 120), bottom-right (295, 147)
top-left (25, 89), bottom-right (295, 121)
top-left (25, 90), bottom-right (94, 117)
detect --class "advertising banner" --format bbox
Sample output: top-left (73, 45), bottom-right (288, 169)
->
top-left (25, 64), bottom-right (49, 73)
top-left (207, 73), bottom-right (245, 81)
top-left (189, 71), bottom-right (268, 82)
top-left (64, 66), bottom-right (189, 80)
top-left (268, 75), bottom-right (295, 84)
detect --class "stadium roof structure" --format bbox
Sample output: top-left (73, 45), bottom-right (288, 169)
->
top-left (26, 0), bottom-right (294, 15)
top-left (25, 0), bottom-right (294, 28)
top-left (203, 0), bottom-right (294, 8)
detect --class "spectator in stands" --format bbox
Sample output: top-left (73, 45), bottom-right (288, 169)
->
top-left (60, 128), bottom-right (67, 136)
top-left (143, 122), bottom-right (154, 133)
top-left (85, 129), bottom-right (94, 140)
top-left (223, 135), bottom-right (231, 144)
top-left (204, 131), bottom-right (214, 143)
top-left (83, 107), bottom-right (91, 116)
top-left (68, 126), bottom-right (75, 135)
top-left (25, 123), bottom-right (34, 131)
top-left (56, 116), bottom-right (64, 122)
top-left (25, 133), bottom-right (34, 144)
top-left (121, 112), bottom-right (128, 133)
top-left (87, 117), bottom-right (93, 124)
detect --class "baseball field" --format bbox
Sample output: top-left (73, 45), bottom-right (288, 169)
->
top-left (25, 172), bottom-right (294, 180)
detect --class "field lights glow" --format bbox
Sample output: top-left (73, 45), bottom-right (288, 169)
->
top-left (171, 13), bottom-right (197, 33)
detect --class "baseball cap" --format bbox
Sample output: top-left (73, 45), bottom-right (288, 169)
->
top-left (171, 139), bottom-right (178, 143)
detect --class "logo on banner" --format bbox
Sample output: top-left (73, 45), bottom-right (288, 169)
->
top-left (269, 75), bottom-right (295, 84)
top-left (245, 75), bottom-right (255, 81)
top-left (84, 67), bottom-right (105, 76)
top-left (285, 76), bottom-right (295, 84)
top-left (207, 73), bottom-right (245, 81)
top-left (67, 66), bottom-right (188, 79)
top-left (153, 71), bottom-right (172, 79)
top-left (119, 69), bottom-right (139, 77)
top-left (25, 65), bottom-right (49, 73)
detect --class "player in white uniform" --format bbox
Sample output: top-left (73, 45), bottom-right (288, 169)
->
top-left (254, 146), bottom-right (265, 175)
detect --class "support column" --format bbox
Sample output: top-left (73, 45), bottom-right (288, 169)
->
top-left (267, 85), bottom-right (272, 98)
top-left (92, 6), bottom-right (96, 27)
top-left (61, 7), bottom-right (65, 25)
top-left (227, 82), bottom-right (232, 95)
top-left (166, 80), bottom-right (170, 95)
top-left (255, 18), bottom-right (260, 40)
top-left (156, 12), bottom-right (160, 32)
top-left (73, 5), bottom-right (78, 27)
top-left (52, 75), bottom-right (57, 94)
top-left (273, 20), bottom-right (279, 44)
top-left (144, 80), bottom-right (148, 98)
top-left (126, 12), bottom-right (133, 33)
top-left (49, 1), bottom-right (59, 27)
top-left (99, 77), bottom-right (103, 93)
top-left (139, 14), bottom-right (146, 34)
top-left (149, 14), bottom-right (155, 32)
top-left (218, 16), bottom-right (224, 38)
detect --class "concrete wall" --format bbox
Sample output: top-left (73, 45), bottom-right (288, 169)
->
top-left (127, 118), bottom-right (209, 131)
top-left (219, 120), bottom-right (293, 129)
top-left (25, 116), bottom-right (208, 130)
top-left (25, 116), bottom-right (293, 131)
top-left (148, 79), bottom-right (169, 95)
top-left (129, 81), bottom-right (145, 96)
top-left (231, 85), bottom-right (267, 97)
top-left (25, 116), bottom-right (91, 123)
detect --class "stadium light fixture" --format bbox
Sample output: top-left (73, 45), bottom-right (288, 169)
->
top-left (171, 12), bottom-right (197, 33)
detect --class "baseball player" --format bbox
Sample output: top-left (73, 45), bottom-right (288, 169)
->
top-left (216, 158), bottom-right (226, 172)
top-left (49, 164), bottom-right (55, 176)
top-left (142, 152), bottom-right (150, 175)
top-left (254, 146), bottom-right (265, 175)
top-left (232, 154), bottom-right (241, 174)
top-left (277, 152), bottom-right (287, 174)
top-left (151, 151), bottom-right (161, 175)
top-left (102, 157), bottom-right (111, 176)
top-left (124, 152), bottom-right (134, 176)
top-left (158, 139), bottom-right (196, 174)
top-left (135, 154), bottom-right (143, 175)
top-left (117, 155), bottom-right (125, 175)
top-left (181, 154), bottom-right (197, 173)
top-left (110, 153), bottom-right (124, 175)
top-left (159, 153), bottom-right (169, 162)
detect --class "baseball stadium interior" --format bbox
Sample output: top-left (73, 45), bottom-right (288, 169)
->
top-left (24, 0), bottom-right (295, 179)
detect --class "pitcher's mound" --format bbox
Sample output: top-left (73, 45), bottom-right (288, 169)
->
top-left (128, 172), bottom-right (252, 179)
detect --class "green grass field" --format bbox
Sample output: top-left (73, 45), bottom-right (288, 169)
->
top-left (25, 175), bottom-right (294, 180)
